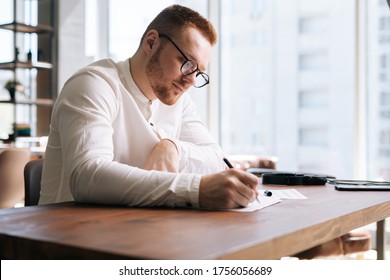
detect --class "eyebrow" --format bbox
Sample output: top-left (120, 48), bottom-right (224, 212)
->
top-left (182, 44), bottom-right (207, 71)
top-left (160, 34), bottom-right (206, 71)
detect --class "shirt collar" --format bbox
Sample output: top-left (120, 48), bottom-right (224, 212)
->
top-left (125, 58), bottom-right (152, 106)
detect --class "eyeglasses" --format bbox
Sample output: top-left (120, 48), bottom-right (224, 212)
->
top-left (159, 34), bottom-right (209, 88)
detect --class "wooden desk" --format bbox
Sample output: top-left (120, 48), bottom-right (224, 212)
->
top-left (0, 184), bottom-right (389, 260)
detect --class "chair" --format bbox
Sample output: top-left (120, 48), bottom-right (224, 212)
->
top-left (0, 148), bottom-right (31, 208)
top-left (24, 158), bottom-right (44, 206)
top-left (293, 230), bottom-right (371, 259)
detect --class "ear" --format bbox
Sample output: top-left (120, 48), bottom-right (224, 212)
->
top-left (142, 30), bottom-right (159, 54)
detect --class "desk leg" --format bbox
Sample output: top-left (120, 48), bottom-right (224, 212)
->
top-left (376, 220), bottom-right (386, 260)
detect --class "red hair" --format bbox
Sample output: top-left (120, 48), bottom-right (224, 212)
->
top-left (140, 5), bottom-right (217, 46)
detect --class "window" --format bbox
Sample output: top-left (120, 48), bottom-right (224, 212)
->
top-left (367, 0), bottom-right (390, 180)
top-left (299, 89), bottom-right (328, 108)
top-left (299, 16), bottom-right (328, 34)
top-left (220, 0), bottom-right (357, 178)
top-left (3, 0), bottom-right (388, 182)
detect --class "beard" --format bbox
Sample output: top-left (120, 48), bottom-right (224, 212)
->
top-left (146, 46), bottom-right (179, 105)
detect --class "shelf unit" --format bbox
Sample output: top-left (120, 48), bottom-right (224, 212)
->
top-left (0, 0), bottom-right (57, 141)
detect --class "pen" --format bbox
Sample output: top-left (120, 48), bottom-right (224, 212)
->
top-left (223, 157), bottom-right (234, 168)
top-left (223, 158), bottom-right (261, 204)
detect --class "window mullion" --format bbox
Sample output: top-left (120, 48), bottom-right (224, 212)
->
top-left (354, 0), bottom-right (368, 179)
top-left (207, 0), bottom-right (221, 143)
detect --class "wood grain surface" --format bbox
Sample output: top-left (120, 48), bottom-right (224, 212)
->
top-left (1, 184), bottom-right (389, 259)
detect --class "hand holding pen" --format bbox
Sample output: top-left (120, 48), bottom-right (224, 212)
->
top-left (198, 159), bottom-right (259, 209)
top-left (223, 158), bottom-right (261, 204)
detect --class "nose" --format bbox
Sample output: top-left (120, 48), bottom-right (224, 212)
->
top-left (181, 72), bottom-right (197, 86)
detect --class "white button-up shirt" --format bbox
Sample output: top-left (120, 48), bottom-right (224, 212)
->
top-left (39, 58), bottom-right (225, 207)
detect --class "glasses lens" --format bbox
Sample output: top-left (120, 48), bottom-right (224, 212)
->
top-left (180, 60), bottom-right (209, 88)
top-left (194, 72), bottom-right (209, 88)
top-left (181, 60), bottom-right (198, 75)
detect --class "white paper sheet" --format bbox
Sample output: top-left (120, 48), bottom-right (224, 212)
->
top-left (228, 188), bottom-right (306, 212)
top-left (229, 196), bottom-right (281, 212)
top-left (266, 189), bottom-right (307, 200)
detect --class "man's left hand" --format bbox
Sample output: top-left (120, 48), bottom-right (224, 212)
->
top-left (144, 139), bottom-right (179, 172)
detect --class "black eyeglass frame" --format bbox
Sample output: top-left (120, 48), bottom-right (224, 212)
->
top-left (159, 34), bottom-right (210, 88)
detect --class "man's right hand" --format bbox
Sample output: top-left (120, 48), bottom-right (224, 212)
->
top-left (199, 169), bottom-right (259, 209)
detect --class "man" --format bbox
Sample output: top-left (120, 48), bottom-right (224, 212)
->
top-left (39, 5), bottom-right (258, 209)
